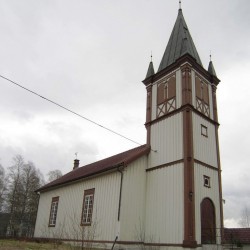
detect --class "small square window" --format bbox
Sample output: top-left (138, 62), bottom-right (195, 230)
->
top-left (204, 175), bottom-right (210, 188)
top-left (201, 125), bottom-right (208, 137)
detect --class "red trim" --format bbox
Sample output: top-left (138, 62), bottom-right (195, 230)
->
top-left (182, 63), bottom-right (197, 247)
top-left (212, 85), bottom-right (224, 234)
top-left (146, 159), bottom-right (184, 172)
top-left (194, 159), bottom-right (219, 171)
top-left (145, 104), bottom-right (220, 128)
top-left (33, 237), bottom-right (194, 247)
top-left (143, 54), bottom-right (220, 87)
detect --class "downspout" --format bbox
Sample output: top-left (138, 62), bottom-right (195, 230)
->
top-left (117, 165), bottom-right (124, 221)
top-left (112, 165), bottom-right (124, 250)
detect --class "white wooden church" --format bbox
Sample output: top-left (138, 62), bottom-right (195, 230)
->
top-left (34, 4), bottom-right (224, 250)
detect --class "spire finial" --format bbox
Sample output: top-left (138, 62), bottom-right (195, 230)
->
top-left (179, 0), bottom-right (182, 10)
top-left (151, 51), bottom-right (153, 62)
top-left (210, 51), bottom-right (212, 62)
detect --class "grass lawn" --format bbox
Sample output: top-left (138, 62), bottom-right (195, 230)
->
top-left (0, 239), bottom-right (77, 250)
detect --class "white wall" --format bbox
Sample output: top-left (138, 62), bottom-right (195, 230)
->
top-left (193, 113), bottom-right (218, 167)
top-left (150, 113), bottom-right (183, 168)
top-left (34, 171), bottom-right (121, 242)
top-left (145, 163), bottom-right (184, 244)
top-left (119, 156), bottom-right (147, 241)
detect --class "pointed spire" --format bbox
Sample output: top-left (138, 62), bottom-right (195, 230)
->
top-left (179, 0), bottom-right (182, 10)
top-left (208, 54), bottom-right (217, 77)
top-left (158, 7), bottom-right (202, 72)
top-left (145, 54), bottom-right (155, 79)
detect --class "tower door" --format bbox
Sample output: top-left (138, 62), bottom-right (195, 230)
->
top-left (201, 198), bottom-right (216, 244)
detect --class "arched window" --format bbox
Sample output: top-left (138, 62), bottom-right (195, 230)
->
top-left (201, 198), bottom-right (216, 244)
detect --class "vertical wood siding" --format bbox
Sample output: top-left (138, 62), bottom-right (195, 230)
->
top-left (119, 156), bottom-right (147, 241)
top-left (194, 163), bottom-right (222, 244)
top-left (152, 83), bottom-right (157, 120)
top-left (34, 171), bottom-right (121, 242)
top-left (208, 84), bottom-right (214, 120)
top-left (192, 113), bottom-right (218, 167)
top-left (145, 163), bottom-right (184, 244)
top-left (191, 70), bottom-right (196, 107)
top-left (150, 113), bottom-right (183, 168)
top-left (176, 69), bottom-right (182, 109)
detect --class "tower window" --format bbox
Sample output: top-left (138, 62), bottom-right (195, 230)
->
top-left (201, 125), bottom-right (208, 137)
top-left (204, 175), bottom-right (211, 188)
top-left (157, 74), bottom-right (176, 117)
top-left (195, 75), bottom-right (210, 117)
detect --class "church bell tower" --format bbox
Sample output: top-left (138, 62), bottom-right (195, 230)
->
top-left (143, 5), bottom-right (223, 248)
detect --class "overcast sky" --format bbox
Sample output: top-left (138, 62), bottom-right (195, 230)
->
top-left (0, 0), bottom-right (250, 228)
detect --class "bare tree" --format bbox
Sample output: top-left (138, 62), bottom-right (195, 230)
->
top-left (6, 155), bottom-right (25, 236)
top-left (19, 162), bottom-right (44, 236)
top-left (65, 211), bottom-right (98, 250)
top-left (5, 155), bottom-right (45, 237)
top-left (47, 170), bottom-right (62, 183)
top-left (239, 206), bottom-right (250, 228)
top-left (0, 164), bottom-right (7, 212)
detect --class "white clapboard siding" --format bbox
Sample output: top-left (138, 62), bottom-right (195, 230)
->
top-left (176, 69), bottom-right (182, 109)
top-left (150, 113), bottom-right (183, 167)
top-left (208, 84), bottom-right (214, 120)
top-left (191, 69), bottom-right (196, 107)
top-left (192, 113), bottom-right (218, 167)
top-left (145, 163), bottom-right (184, 244)
top-left (194, 163), bottom-right (222, 244)
top-left (34, 171), bottom-right (121, 241)
top-left (119, 156), bottom-right (147, 241)
top-left (152, 83), bottom-right (157, 121)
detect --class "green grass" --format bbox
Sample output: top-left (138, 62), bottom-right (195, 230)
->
top-left (0, 239), bottom-right (76, 250)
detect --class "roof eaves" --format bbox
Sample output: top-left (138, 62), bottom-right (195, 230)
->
top-left (124, 145), bottom-right (151, 166)
top-left (36, 162), bottom-right (124, 193)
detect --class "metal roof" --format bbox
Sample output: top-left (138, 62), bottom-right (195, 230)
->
top-left (145, 61), bottom-right (155, 79)
top-left (158, 8), bottom-right (202, 72)
top-left (208, 60), bottom-right (217, 77)
top-left (224, 228), bottom-right (250, 244)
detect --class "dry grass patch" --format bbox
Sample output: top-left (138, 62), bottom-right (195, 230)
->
top-left (0, 239), bottom-right (74, 250)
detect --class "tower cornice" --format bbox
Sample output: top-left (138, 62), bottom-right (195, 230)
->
top-left (143, 54), bottom-right (220, 87)
top-left (144, 104), bottom-right (220, 128)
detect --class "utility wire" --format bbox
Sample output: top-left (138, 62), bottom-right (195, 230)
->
top-left (0, 74), bottom-right (144, 147)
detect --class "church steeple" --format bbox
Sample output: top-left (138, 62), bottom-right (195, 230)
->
top-left (158, 8), bottom-right (202, 72)
top-left (142, 4), bottom-right (223, 249)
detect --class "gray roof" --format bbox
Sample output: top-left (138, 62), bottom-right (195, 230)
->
top-left (158, 8), bottom-right (202, 72)
top-left (145, 61), bottom-right (155, 79)
top-left (208, 60), bottom-right (217, 77)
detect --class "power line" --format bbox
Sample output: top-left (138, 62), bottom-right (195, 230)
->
top-left (0, 74), bottom-right (144, 147)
